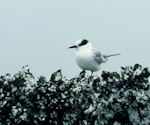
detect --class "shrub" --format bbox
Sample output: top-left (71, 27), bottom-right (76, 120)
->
top-left (0, 64), bottom-right (150, 125)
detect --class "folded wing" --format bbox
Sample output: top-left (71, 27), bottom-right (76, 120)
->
top-left (93, 50), bottom-right (108, 65)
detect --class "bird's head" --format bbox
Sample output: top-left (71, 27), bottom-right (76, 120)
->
top-left (69, 39), bottom-right (93, 51)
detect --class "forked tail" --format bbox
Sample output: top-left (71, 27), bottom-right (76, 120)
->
top-left (103, 53), bottom-right (121, 58)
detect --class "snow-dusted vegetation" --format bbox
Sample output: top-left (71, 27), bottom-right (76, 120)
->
top-left (0, 64), bottom-right (150, 125)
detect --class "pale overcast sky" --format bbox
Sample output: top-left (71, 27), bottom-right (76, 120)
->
top-left (0, 0), bottom-right (150, 78)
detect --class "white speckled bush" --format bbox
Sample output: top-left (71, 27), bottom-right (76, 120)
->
top-left (0, 64), bottom-right (150, 125)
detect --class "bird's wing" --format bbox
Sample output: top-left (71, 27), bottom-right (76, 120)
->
top-left (93, 49), bottom-right (107, 65)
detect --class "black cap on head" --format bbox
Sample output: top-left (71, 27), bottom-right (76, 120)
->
top-left (79, 39), bottom-right (88, 46)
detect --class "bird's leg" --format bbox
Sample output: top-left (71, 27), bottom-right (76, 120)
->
top-left (77, 70), bottom-right (86, 82)
top-left (90, 71), bottom-right (93, 78)
top-left (79, 70), bottom-right (86, 75)
top-left (88, 71), bottom-right (93, 84)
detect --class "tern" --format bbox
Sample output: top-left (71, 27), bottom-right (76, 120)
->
top-left (69, 39), bottom-right (120, 76)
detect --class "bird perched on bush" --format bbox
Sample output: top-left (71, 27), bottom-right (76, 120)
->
top-left (69, 39), bottom-right (120, 76)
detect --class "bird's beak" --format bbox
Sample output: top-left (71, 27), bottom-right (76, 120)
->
top-left (68, 45), bottom-right (77, 49)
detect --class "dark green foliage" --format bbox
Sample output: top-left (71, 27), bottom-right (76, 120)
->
top-left (0, 64), bottom-right (150, 125)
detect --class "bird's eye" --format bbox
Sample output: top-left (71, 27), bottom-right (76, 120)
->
top-left (79, 39), bottom-right (88, 46)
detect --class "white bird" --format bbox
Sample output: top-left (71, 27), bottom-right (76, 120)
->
top-left (69, 39), bottom-right (120, 76)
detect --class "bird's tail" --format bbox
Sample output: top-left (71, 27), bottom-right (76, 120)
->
top-left (103, 53), bottom-right (121, 58)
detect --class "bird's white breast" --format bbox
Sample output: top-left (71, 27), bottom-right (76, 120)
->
top-left (75, 49), bottom-right (100, 72)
